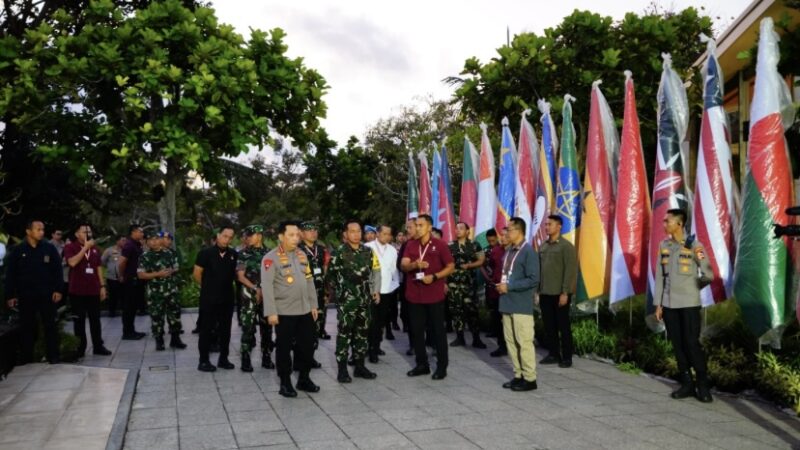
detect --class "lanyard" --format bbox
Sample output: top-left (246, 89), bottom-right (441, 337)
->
top-left (502, 242), bottom-right (525, 278)
top-left (418, 240), bottom-right (432, 265)
top-left (374, 242), bottom-right (387, 259)
top-left (304, 243), bottom-right (318, 260)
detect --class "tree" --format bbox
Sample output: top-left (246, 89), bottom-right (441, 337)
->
top-left (448, 8), bottom-right (713, 178)
top-left (0, 0), bottom-right (327, 234)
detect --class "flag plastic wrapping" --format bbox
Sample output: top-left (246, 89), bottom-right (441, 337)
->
top-left (609, 71), bottom-right (651, 310)
top-left (459, 137), bottom-right (480, 231)
top-left (733, 18), bottom-right (796, 347)
top-left (496, 117), bottom-right (517, 233)
top-left (556, 95), bottom-right (581, 246)
top-left (517, 109), bottom-right (538, 243)
top-left (692, 35), bottom-right (739, 308)
top-left (431, 147), bottom-right (442, 228)
top-left (407, 152), bottom-right (419, 220)
top-left (438, 143), bottom-right (457, 242)
top-left (533, 100), bottom-right (559, 249)
top-left (418, 151), bottom-right (432, 215)
top-left (646, 53), bottom-right (692, 329)
top-left (474, 123), bottom-right (498, 248)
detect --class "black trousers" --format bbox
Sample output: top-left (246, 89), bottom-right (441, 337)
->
top-left (198, 301), bottom-right (233, 363)
top-left (121, 281), bottom-right (144, 335)
top-left (409, 301), bottom-right (448, 370)
top-left (18, 295), bottom-right (59, 363)
top-left (70, 294), bottom-right (103, 354)
top-left (369, 291), bottom-right (396, 352)
top-left (663, 306), bottom-right (708, 379)
top-left (106, 279), bottom-right (122, 315)
top-left (487, 295), bottom-right (506, 349)
top-left (276, 313), bottom-right (315, 379)
top-left (386, 289), bottom-right (399, 329)
top-left (540, 294), bottom-right (573, 361)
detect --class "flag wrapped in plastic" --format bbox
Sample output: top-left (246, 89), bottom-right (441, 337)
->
top-left (407, 152), bottom-right (419, 220)
top-left (474, 123), bottom-right (498, 247)
top-left (496, 117), bottom-right (517, 232)
top-left (438, 143), bottom-right (457, 242)
top-left (646, 53), bottom-right (692, 325)
top-left (418, 151), bottom-right (432, 215)
top-left (692, 35), bottom-right (739, 307)
top-left (516, 110), bottom-right (538, 242)
top-left (610, 71), bottom-right (651, 309)
top-left (578, 82), bottom-right (619, 310)
top-left (459, 137), bottom-right (480, 230)
top-left (431, 147), bottom-right (442, 228)
top-left (733, 18), bottom-right (796, 346)
top-left (532, 100), bottom-right (559, 249)
top-left (556, 95), bottom-right (581, 246)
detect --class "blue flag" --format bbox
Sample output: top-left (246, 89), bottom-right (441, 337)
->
top-left (496, 117), bottom-right (517, 231)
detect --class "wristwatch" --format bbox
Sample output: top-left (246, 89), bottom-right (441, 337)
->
top-left (432, 274), bottom-right (438, 281)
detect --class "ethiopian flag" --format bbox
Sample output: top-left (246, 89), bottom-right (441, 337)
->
top-left (556, 94), bottom-right (581, 245)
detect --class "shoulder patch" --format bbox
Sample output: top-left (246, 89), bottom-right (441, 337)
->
top-left (263, 259), bottom-right (273, 270)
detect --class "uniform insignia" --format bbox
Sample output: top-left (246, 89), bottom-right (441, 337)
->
top-left (44, 255), bottom-right (50, 263)
top-left (263, 259), bottom-right (273, 269)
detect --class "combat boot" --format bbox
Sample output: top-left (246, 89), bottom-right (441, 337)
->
top-left (169, 333), bottom-right (187, 349)
top-left (695, 375), bottom-right (713, 403)
top-left (279, 375), bottom-right (297, 398)
top-left (241, 353), bottom-right (253, 372)
top-left (337, 361), bottom-right (352, 383)
top-left (471, 332), bottom-right (487, 349)
top-left (353, 359), bottom-right (377, 379)
top-left (449, 331), bottom-right (466, 347)
top-left (670, 371), bottom-right (695, 399)
top-left (261, 351), bottom-right (275, 369)
top-left (155, 336), bottom-right (165, 351)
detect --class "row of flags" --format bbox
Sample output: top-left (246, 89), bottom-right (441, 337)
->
top-left (405, 18), bottom-right (797, 344)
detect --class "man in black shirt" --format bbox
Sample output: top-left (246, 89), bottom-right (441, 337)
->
top-left (194, 226), bottom-right (238, 372)
top-left (5, 219), bottom-right (64, 364)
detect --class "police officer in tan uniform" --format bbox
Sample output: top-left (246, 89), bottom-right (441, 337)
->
top-left (654, 209), bottom-right (714, 403)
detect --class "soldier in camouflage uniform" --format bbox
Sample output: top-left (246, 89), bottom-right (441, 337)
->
top-left (159, 231), bottom-right (183, 334)
top-left (138, 231), bottom-right (186, 351)
top-left (327, 220), bottom-right (381, 383)
top-left (236, 225), bottom-right (274, 372)
top-left (447, 222), bottom-right (486, 348)
top-left (299, 222), bottom-right (331, 340)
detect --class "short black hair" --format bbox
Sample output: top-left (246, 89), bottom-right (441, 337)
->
top-left (432, 227), bottom-right (442, 235)
top-left (25, 219), bottom-right (43, 231)
top-left (378, 224), bottom-right (392, 234)
top-left (509, 217), bottom-right (527, 235)
top-left (456, 221), bottom-right (470, 230)
top-left (343, 219), bottom-right (362, 232)
top-left (278, 220), bottom-right (302, 235)
top-left (547, 215), bottom-right (563, 226)
top-left (217, 224), bottom-right (235, 234)
top-left (75, 222), bottom-right (92, 231)
top-left (128, 224), bottom-right (142, 235)
top-left (486, 229), bottom-right (498, 238)
top-left (417, 214), bottom-right (433, 225)
top-left (667, 208), bottom-right (688, 226)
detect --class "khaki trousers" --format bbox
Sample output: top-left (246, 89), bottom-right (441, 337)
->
top-left (503, 313), bottom-right (537, 381)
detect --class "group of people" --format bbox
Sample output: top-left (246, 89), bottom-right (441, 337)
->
top-left (4, 207), bottom-right (714, 403)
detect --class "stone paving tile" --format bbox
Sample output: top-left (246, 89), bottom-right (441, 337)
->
top-left (179, 423), bottom-right (238, 450)
top-left (124, 427), bottom-right (179, 450)
top-left (128, 407), bottom-right (178, 431)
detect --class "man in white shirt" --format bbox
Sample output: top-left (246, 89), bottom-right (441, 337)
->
top-left (365, 224), bottom-right (400, 363)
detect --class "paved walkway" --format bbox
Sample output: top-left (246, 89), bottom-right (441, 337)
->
top-left (4, 311), bottom-right (800, 449)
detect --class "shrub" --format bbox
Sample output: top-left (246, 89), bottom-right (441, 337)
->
top-left (706, 343), bottom-right (753, 392)
top-left (633, 333), bottom-right (678, 379)
top-left (755, 352), bottom-right (800, 415)
top-left (572, 319), bottom-right (618, 360)
top-left (179, 282), bottom-right (200, 308)
top-left (617, 361), bottom-right (642, 375)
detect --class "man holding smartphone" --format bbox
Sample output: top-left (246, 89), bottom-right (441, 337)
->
top-left (139, 231), bottom-right (186, 351)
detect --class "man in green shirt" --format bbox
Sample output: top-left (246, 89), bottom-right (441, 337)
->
top-left (538, 215), bottom-right (577, 368)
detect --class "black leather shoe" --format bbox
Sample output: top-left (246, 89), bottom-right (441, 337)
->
top-left (241, 354), bottom-right (253, 372)
top-left (93, 346), bottom-right (112, 356)
top-left (511, 379), bottom-right (538, 391)
top-left (695, 381), bottom-right (713, 403)
top-left (217, 359), bottom-right (235, 370)
top-left (405, 348), bottom-right (414, 356)
top-left (279, 382), bottom-right (298, 398)
top-left (377, 349), bottom-right (385, 356)
top-left (407, 365), bottom-right (431, 377)
top-left (503, 377), bottom-right (522, 389)
top-left (169, 334), bottom-right (187, 349)
top-left (490, 348), bottom-right (508, 357)
top-left (368, 354), bottom-right (379, 364)
top-left (558, 359), bottom-right (573, 368)
top-left (431, 370), bottom-right (447, 380)
top-left (261, 353), bottom-right (275, 369)
top-left (539, 355), bottom-right (560, 365)
top-left (310, 358), bottom-right (322, 369)
top-left (198, 361), bottom-right (216, 372)
top-left (122, 332), bottom-right (145, 341)
top-left (296, 378), bottom-right (320, 393)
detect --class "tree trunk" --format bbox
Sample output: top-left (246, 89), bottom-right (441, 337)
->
top-left (157, 163), bottom-right (181, 235)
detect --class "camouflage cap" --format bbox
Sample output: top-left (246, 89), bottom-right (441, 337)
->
top-left (144, 229), bottom-right (159, 240)
top-left (243, 224), bottom-right (265, 236)
top-left (300, 221), bottom-right (317, 231)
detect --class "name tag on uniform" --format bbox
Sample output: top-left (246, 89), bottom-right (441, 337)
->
top-left (85, 267), bottom-right (94, 274)
top-left (313, 268), bottom-right (322, 275)
top-left (415, 272), bottom-right (425, 280)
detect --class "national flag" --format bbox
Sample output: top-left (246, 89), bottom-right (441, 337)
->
top-left (647, 53), bottom-right (693, 318)
top-left (418, 151), bottom-right (431, 215)
top-left (556, 94), bottom-right (581, 245)
top-left (459, 137), bottom-right (480, 230)
top-left (532, 99), bottom-right (559, 249)
top-left (734, 18), bottom-right (796, 345)
top-left (407, 152), bottom-right (419, 220)
top-left (578, 82), bottom-right (620, 306)
top-left (474, 123), bottom-right (497, 247)
top-left (438, 143), bottom-right (457, 242)
top-left (496, 117), bottom-right (517, 232)
top-left (692, 35), bottom-right (739, 307)
top-left (610, 71), bottom-right (651, 307)
top-left (516, 110), bottom-right (538, 242)
top-left (431, 146), bottom-right (442, 228)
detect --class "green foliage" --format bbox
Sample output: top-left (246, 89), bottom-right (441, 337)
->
top-left (572, 319), bottom-right (618, 359)
top-left (633, 332), bottom-right (678, 379)
top-left (616, 361), bottom-right (642, 375)
top-left (755, 352), bottom-right (800, 415)
top-left (706, 344), bottom-right (753, 392)
top-left (179, 281), bottom-right (199, 308)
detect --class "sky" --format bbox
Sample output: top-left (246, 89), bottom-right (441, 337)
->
top-left (213, 0), bottom-right (753, 148)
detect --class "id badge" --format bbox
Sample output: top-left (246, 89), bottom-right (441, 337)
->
top-left (313, 268), bottom-right (322, 275)
top-left (500, 274), bottom-right (508, 284)
top-left (415, 272), bottom-right (425, 281)
top-left (85, 267), bottom-right (95, 275)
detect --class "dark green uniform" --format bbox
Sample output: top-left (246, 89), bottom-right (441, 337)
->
top-left (447, 239), bottom-right (483, 333)
top-left (139, 249), bottom-right (181, 338)
top-left (237, 245), bottom-right (273, 358)
top-left (299, 241), bottom-right (329, 337)
top-left (327, 243), bottom-right (381, 363)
